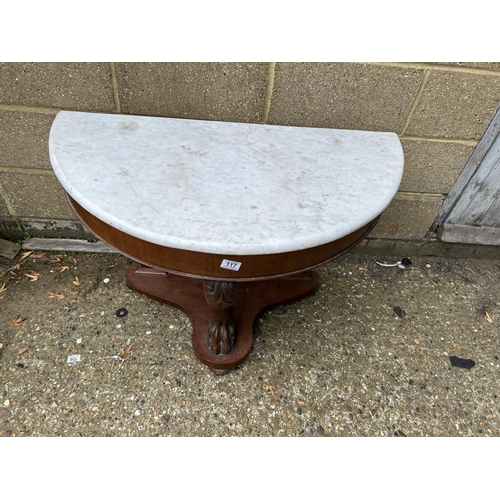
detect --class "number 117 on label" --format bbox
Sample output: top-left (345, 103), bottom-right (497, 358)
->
top-left (220, 259), bottom-right (242, 271)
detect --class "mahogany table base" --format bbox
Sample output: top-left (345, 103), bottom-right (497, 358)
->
top-left (125, 263), bottom-right (319, 374)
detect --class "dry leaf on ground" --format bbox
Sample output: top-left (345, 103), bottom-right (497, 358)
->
top-left (47, 291), bottom-right (65, 299)
top-left (48, 255), bottom-right (63, 263)
top-left (485, 311), bottom-right (494, 323)
top-left (20, 251), bottom-right (33, 261)
top-left (121, 343), bottom-right (134, 357)
top-left (263, 384), bottom-right (276, 397)
top-left (59, 266), bottom-right (69, 273)
top-left (31, 253), bottom-right (46, 259)
top-left (73, 277), bottom-right (82, 286)
top-left (17, 345), bottom-right (30, 355)
top-left (0, 283), bottom-right (6, 293)
top-left (11, 316), bottom-right (25, 326)
top-left (9, 271), bottom-right (22, 281)
top-left (25, 271), bottom-right (40, 281)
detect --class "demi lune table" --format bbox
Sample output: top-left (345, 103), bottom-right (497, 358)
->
top-left (49, 111), bottom-right (404, 374)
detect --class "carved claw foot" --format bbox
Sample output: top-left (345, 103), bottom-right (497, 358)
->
top-left (208, 307), bottom-right (235, 355)
top-left (203, 280), bottom-right (239, 356)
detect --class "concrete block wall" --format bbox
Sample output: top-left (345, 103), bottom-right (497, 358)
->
top-left (1, 62), bottom-right (500, 246)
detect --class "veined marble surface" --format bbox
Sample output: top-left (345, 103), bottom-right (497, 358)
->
top-left (49, 111), bottom-right (404, 255)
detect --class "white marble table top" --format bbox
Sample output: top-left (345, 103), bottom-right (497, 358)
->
top-left (49, 111), bottom-right (404, 255)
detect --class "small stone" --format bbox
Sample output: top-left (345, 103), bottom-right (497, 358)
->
top-left (4, 399), bottom-right (10, 406)
top-left (134, 410), bottom-right (141, 416)
top-left (103, 278), bottom-right (110, 283)
top-left (393, 306), bottom-right (405, 318)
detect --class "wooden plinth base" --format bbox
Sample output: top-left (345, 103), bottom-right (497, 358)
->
top-left (125, 263), bottom-right (319, 374)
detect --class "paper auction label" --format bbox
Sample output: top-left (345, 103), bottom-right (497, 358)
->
top-left (220, 259), bottom-right (242, 271)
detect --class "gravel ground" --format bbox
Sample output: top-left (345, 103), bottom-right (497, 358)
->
top-left (1, 250), bottom-right (500, 438)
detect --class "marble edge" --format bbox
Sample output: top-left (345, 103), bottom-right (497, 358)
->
top-left (52, 110), bottom-right (403, 140)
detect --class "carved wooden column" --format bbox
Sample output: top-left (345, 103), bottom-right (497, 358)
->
top-left (203, 280), bottom-right (239, 356)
